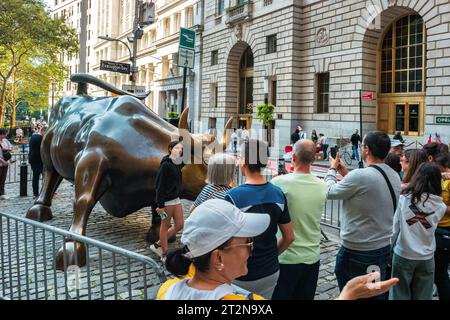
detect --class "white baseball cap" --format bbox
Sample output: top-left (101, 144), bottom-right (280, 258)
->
top-left (181, 199), bottom-right (270, 259)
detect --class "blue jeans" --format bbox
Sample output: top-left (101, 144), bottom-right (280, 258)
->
top-left (322, 144), bottom-right (329, 159)
top-left (335, 245), bottom-right (390, 300)
top-left (351, 145), bottom-right (359, 161)
top-left (30, 163), bottom-right (43, 197)
top-left (389, 253), bottom-right (434, 300)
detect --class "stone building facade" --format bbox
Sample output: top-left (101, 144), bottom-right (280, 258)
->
top-left (200, 0), bottom-right (450, 150)
top-left (52, 0), bottom-right (204, 122)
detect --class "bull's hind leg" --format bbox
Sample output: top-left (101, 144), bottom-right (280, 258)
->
top-left (55, 151), bottom-right (108, 270)
top-left (26, 167), bottom-right (63, 222)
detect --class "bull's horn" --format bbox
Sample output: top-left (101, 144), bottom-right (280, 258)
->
top-left (178, 107), bottom-right (190, 131)
top-left (221, 116), bottom-right (234, 152)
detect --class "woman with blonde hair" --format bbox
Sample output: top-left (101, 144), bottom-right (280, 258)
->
top-left (189, 153), bottom-right (236, 213)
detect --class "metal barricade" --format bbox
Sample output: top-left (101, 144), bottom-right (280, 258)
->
top-left (0, 211), bottom-right (166, 300)
top-left (321, 199), bottom-right (342, 230)
top-left (5, 153), bottom-right (33, 184)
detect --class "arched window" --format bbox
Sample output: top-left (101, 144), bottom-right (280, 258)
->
top-left (381, 14), bottom-right (425, 94)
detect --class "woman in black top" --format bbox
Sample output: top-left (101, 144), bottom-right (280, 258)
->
top-left (150, 140), bottom-right (184, 260)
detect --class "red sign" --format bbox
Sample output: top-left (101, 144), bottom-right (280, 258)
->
top-left (362, 92), bottom-right (374, 100)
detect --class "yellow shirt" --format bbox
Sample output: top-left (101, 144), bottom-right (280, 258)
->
top-left (157, 264), bottom-right (264, 300)
top-left (439, 179), bottom-right (450, 227)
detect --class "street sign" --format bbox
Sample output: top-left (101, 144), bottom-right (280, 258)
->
top-left (178, 28), bottom-right (196, 69)
top-left (436, 116), bottom-right (450, 124)
top-left (122, 85), bottom-right (146, 94)
top-left (100, 60), bottom-right (131, 74)
top-left (362, 92), bottom-right (374, 100)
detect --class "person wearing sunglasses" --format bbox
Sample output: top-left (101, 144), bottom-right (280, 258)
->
top-left (157, 199), bottom-right (399, 300)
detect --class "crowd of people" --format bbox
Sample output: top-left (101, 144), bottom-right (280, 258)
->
top-left (151, 129), bottom-right (450, 301)
top-left (1, 122), bottom-right (449, 301)
top-left (0, 126), bottom-right (47, 201)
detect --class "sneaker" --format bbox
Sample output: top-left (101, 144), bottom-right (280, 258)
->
top-left (149, 243), bottom-right (163, 258)
top-left (0, 195), bottom-right (9, 200)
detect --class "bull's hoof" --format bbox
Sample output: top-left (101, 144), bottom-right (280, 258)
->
top-left (55, 241), bottom-right (87, 271)
top-left (146, 223), bottom-right (177, 244)
top-left (26, 204), bottom-right (53, 222)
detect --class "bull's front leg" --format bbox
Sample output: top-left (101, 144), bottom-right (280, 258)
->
top-left (55, 150), bottom-right (108, 270)
top-left (26, 166), bottom-right (63, 222)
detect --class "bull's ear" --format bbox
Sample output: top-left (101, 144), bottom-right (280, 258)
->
top-left (179, 107), bottom-right (190, 131)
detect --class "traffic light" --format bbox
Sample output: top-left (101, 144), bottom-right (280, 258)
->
top-left (140, 2), bottom-right (155, 26)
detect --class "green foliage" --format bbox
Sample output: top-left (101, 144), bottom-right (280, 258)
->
top-left (0, 0), bottom-right (79, 126)
top-left (166, 111), bottom-right (179, 118)
top-left (255, 103), bottom-right (275, 127)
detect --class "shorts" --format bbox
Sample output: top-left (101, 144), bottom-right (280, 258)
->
top-left (164, 198), bottom-right (181, 206)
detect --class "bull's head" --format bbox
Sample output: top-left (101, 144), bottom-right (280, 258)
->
top-left (177, 107), bottom-right (234, 200)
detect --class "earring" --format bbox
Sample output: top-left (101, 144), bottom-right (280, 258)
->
top-left (217, 263), bottom-right (224, 271)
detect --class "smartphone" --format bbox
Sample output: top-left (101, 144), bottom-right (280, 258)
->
top-left (159, 210), bottom-right (168, 220)
top-left (330, 147), bottom-right (338, 159)
top-left (278, 159), bottom-right (287, 175)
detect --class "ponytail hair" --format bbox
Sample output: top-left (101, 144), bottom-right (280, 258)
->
top-left (165, 241), bottom-right (232, 277)
top-left (165, 247), bottom-right (192, 277)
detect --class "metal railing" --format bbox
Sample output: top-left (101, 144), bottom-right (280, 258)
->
top-left (0, 211), bottom-right (166, 300)
top-left (5, 152), bottom-right (33, 184)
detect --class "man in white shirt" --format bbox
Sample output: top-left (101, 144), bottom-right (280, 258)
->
top-left (230, 128), bottom-right (238, 153)
top-left (319, 133), bottom-right (329, 160)
top-left (241, 127), bottom-right (249, 143)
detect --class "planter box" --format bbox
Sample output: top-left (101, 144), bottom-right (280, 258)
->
top-left (164, 118), bottom-right (179, 127)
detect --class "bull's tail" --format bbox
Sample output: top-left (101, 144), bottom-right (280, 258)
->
top-left (70, 73), bottom-right (151, 100)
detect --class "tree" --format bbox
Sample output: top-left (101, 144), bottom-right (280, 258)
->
top-left (12, 57), bottom-right (67, 120)
top-left (0, 0), bottom-right (78, 127)
top-left (255, 103), bottom-right (275, 146)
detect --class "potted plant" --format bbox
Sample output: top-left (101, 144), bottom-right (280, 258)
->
top-left (255, 103), bottom-right (275, 145)
top-left (165, 111), bottom-right (180, 127)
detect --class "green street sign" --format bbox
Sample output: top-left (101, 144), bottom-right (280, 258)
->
top-left (178, 28), bottom-right (196, 69)
top-left (436, 116), bottom-right (450, 124)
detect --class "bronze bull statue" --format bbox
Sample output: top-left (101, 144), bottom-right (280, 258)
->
top-left (26, 74), bottom-right (232, 270)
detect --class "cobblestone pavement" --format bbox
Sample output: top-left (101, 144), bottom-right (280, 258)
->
top-left (0, 180), bottom-right (340, 300)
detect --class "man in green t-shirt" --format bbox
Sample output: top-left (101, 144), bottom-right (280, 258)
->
top-left (271, 139), bottom-right (328, 300)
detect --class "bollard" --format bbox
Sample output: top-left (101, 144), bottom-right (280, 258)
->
top-left (20, 162), bottom-right (28, 197)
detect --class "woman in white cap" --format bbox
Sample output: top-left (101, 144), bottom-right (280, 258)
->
top-left (157, 199), bottom-right (399, 300)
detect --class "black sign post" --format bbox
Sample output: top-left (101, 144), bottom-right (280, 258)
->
top-left (100, 60), bottom-right (131, 74)
top-left (359, 90), bottom-right (364, 168)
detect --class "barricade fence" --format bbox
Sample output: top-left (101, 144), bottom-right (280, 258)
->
top-left (0, 211), bottom-right (166, 300)
top-left (5, 153), bottom-right (33, 184)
